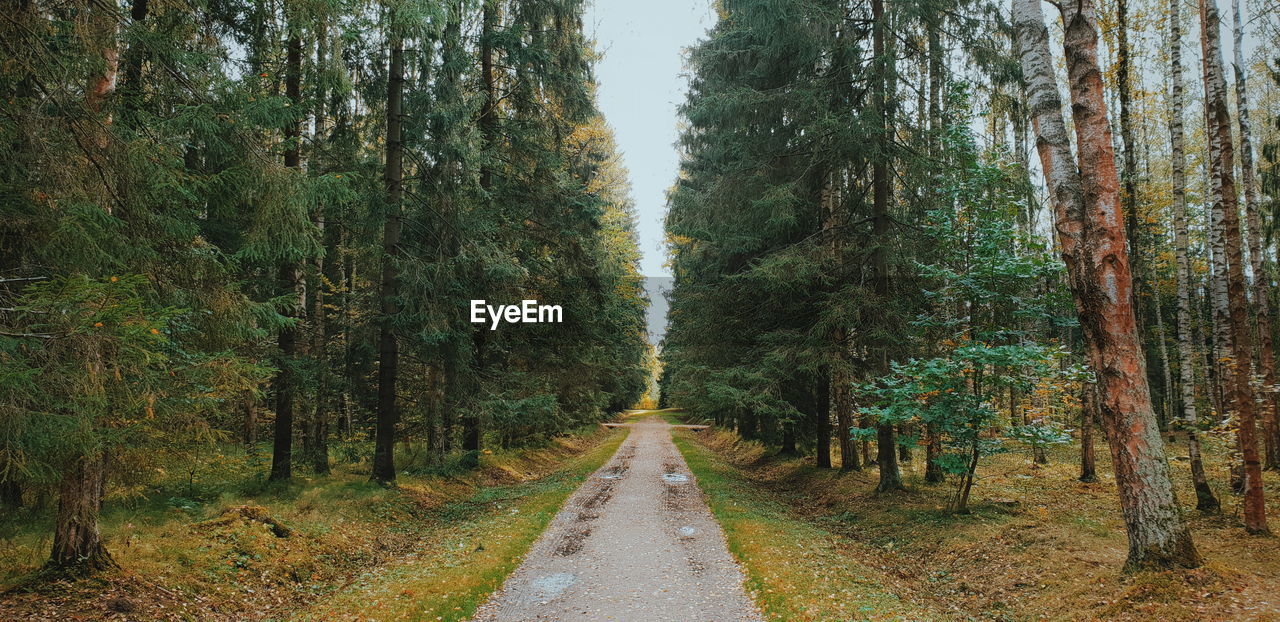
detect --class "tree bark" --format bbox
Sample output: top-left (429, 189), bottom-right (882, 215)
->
top-left (1169, 0), bottom-right (1220, 512)
top-left (270, 23), bottom-right (305, 483)
top-left (1117, 0), bottom-right (1146, 343)
top-left (49, 454), bottom-right (115, 571)
top-left (371, 22), bottom-right (404, 486)
top-left (119, 0), bottom-right (149, 115)
top-left (923, 26), bottom-right (945, 485)
top-left (1232, 0), bottom-right (1279, 471)
top-left (1080, 381), bottom-right (1097, 482)
top-left (458, 0), bottom-right (501, 464)
top-left (1015, 0), bottom-right (1200, 569)
top-left (814, 374), bottom-right (832, 469)
top-left (1200, 0), bottom-right (1268, 533)
top-left (824, 164), bottom-right (857, 472)
top-left (871, 0), bottom-right (902, 494)
top-left (311, 18), bottom-right (332, 476)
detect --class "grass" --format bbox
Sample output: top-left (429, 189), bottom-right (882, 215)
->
top-left (627, 407), bottom-right (687, 425)
top-left (0, 426), bottom-right (627, 620)
top-left (302, 429), bottom-right (626, 621)
top-left (672, 431), bottom-right (946, 621)
top-left (672, 424), bottom-right (1280, 622)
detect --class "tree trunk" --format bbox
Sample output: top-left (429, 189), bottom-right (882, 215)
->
top-left (1015, 0), bottom-right (1200, 569)
top-left (780, 427), bottom-right (798, 455)
top-left (1200, 0), bottom-right (1268, 533)
top-left (739, 410), bottom-right (757, 441)
top-left (1080, 381), bottom-right (1098, 482)
top-left (1169, 0), bottom-right (1220, 512)
top-left (371, 24), bottom-right (404, 486)
top-left (310, 19), bottom-right (332, 477)
top-left (871, 0), bottom-right (902, 494)
top-left (814, 374), bottom-right (832, 469)
top-left (119, 0), bottom-right (149, 115)
top-left (270, 23), bottom-right (305, 484)
top-left (243, 394), bottom-right (257, 449)
top-left (923, 27), bottom-right (945, 485)
top-left (1155, 302), bottom-right (1174, 432)
top-left (1232, 0), bottom-right (1279, 471)
top-left (836, 378), bottom-right (857, 471)
top-left (1, 477), bottom-right (22, 509)
top-left (924, 423), bottom-right (944, 482)
top-left (825, 165), bottom-right (857, 472)
top-left (457, 0), bottom-right (500, 465)
top-left (861, 413), bottom-right (875, 465)
top-left (49, 454), bottom-right (115, 571)
top-left (1117, 0), bottom-right (1146, 346)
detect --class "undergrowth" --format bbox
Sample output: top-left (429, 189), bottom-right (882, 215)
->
top-left (0, 425), bottom-right (627, 621)
top-left (674, 423), bottom-right (1280, 622)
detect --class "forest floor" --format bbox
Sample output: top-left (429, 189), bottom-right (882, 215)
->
top-left (471, 414), bottom-right (761, 621)
top-left (672, 414), bottom-right (1280, 621)
top-left (0, 424), bottom-right (627, 621)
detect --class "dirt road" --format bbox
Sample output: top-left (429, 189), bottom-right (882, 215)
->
top-left (470, 414), bottom-right (762, 621)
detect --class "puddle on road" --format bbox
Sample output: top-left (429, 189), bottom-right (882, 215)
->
top-left (531, 572), bottom-right (576, 601)
top-left (598, 474), bottom-right (622, 480)
top-left (678, 526), bottom-right (697, 537)
top-left (662, 473), bottom-right (689, 483)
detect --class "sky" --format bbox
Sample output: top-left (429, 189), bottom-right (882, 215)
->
top-left (585, 0), bottom-right (717, 278)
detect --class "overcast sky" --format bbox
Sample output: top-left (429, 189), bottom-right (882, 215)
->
top-left (585, 0), bottom-right (716, 278)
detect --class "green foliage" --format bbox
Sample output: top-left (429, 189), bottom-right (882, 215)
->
top-left (1, 276), bottom-right (266, 485)
top-left (0, 0), bottom-right (650, 573)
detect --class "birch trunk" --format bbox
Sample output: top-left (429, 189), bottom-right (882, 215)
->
top-left (1232, 0), bottom-right (1280, 471)
top-left (1169, 0), bottom-right (1220, 511)
top-left (1015, 0), bottom-right (1201, 569)
top-left (1200, 0), bottom-right (1269, 533)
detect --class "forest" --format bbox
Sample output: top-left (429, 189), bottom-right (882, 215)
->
top-left (2, 0), bottom-right (1280, 619)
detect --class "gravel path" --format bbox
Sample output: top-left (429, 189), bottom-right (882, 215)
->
top-left (470, 415), bottom-right (763, 622)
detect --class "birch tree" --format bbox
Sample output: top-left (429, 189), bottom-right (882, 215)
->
top-left (1015, 0), bottom-right (1201, 569)
top-left (1200, 0), bottom-right (1269, 534)
top-left (1232, 0), bottom-right (1279, 471)
top-left (1170, 0), bottom-right (1220, 511)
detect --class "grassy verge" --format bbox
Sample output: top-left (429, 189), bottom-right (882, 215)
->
top-left (672, 431), bottom-right (946, 621)
top-left (302, 429), bottom-right (626, 621)
top-left (674, 424), bottom-right (1280, 622)
top-left (0, 427), bottom-right (626, 621)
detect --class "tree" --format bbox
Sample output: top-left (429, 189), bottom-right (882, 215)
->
top-left (371, 6), bottom-right (405, 486)
top-left (1169, 0), bottom-right (1219, 511)
top-left (1015, 0), bottom-right (1200, 570)
top-left (1200, 0), bottom-right (1269, 534)
top-left (269, 3), bottom-right (308, 483)
top-left (871, 0), bottom-right (903, 493)
top-left (1232, 0), bottom-right (1279, 471)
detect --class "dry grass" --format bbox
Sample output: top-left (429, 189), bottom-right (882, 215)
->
top-left (677, 426), bottom-right (1280, 621)
top-left (0, 427), bottom-right (627, 621)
